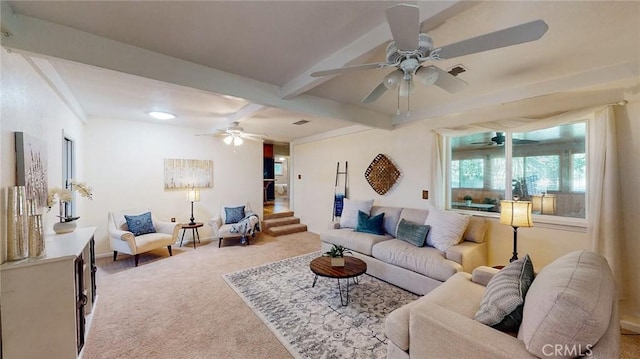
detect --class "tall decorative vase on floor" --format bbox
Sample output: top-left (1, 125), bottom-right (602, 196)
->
top-left (29, 214), bottom-right (45, 258)
top-left (7, 186), bottom-right (29, 261)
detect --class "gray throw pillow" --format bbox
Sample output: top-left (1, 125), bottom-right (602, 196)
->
top-left (124, 212), bottom-right (156, 236)
top-left (396, 218), bottom-right (430, 247)
top-left (225, 206), bottom-right (245, 224)
top-left (474, 254), bottom-right (535, 332)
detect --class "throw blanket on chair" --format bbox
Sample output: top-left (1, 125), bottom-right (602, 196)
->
top-left (230, 211), bottom-right (260, 238)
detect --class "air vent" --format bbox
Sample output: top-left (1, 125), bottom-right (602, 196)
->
top-left (293, 119), bottom-right (310, 125)
top-left (447, 65), bottom-right (467, 77)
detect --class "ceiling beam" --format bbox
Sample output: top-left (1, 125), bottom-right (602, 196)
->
top-left (278, 1), bottom-right (473, 99)
top-left (1, 10), bottom-right (392, 130)
top-left (395, 61), bottom-right (640, 126)
top-left (227, 103), bottom-right (265, 125)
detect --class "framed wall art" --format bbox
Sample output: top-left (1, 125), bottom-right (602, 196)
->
top-left (15, 132), bottom-right (48, 207)
top-left (164, 158), bottom-right (213, 189)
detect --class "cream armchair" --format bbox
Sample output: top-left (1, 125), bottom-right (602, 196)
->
top-left (108, 209), bottom-right (181, 266)
top-left (209, 202), bottom-right (260, 247)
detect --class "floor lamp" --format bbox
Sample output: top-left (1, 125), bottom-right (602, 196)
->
top-left (187, 188), bottom-right (200, 225)
top-left (500, 200), bottom-right (533, 262)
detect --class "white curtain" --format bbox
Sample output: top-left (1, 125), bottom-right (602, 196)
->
top-left (587, 106), bottom-right (626, 297)
top-left (431, 105), bottom-right (626, 293)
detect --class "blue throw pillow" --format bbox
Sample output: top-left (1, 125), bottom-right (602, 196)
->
top-left (355, 210), bottom-right (385, 235)
top-left (225, 206), bottom-right (245, 224)
top-left (396, 218), bottom-right (430, 247)
top-left (124, 212), bottom-right (156, 236)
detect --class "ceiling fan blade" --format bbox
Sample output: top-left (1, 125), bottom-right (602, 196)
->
top-left (513, 138), bottom-right (539, 145)
top-left (362, 82), bottom-right (388, 103)
top-left (434, 19), bottom-right (549, 60)
top-left (310, 62), bottom-right (388, 77)
top-left (385, 3), bottom-right (420, 52)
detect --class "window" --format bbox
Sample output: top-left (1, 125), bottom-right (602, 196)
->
top-left (448, 122), bottom-right (586, 219)
top-left (274, 162), bottom-right (283, 176)
top-left (63, 136), bottom-right (75, 217)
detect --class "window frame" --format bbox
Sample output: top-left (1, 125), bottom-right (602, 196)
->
top-left (444, 123), bottom-right (589, 231)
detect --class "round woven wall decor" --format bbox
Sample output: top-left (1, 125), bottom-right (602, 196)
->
top-left (364, 154), bottom-right (401, 195)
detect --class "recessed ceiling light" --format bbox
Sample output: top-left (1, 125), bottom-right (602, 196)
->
top-left (148, 111), bottom-right (175, 120)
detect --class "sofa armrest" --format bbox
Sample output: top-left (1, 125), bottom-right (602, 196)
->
top-left (209, 216), bottom-right (223, 237)
top-left (155, 220), bottom-right (180, 235)
top-left (471, 266), bottom-right (500, 287)
top-left (409, 303), bottom-right (535, 359)
top-left (445, 241), bottom-right (488, 272)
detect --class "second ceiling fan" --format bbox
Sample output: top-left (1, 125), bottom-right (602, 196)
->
top-left (310, 3), bottom-right (549, 105)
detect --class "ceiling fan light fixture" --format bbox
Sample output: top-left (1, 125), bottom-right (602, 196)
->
top-left (399, 78), bottom-right (414, 97)
top-left (383, 70), bottom-right (403, 89)
top-left (233, 136), bottom-right (243, 146)
top-left (148, 111), bottom-right (175, 120)
top-left (415, 66), bottom-right (439, 86)
top-left (223, 135), bottom-right (233, 145)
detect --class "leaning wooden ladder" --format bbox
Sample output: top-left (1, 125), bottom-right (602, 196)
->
top-left (333, 161), bottom-right (348, 221)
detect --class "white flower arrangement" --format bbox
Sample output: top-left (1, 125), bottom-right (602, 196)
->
top-left (48, 179), bottom-right (93, 222)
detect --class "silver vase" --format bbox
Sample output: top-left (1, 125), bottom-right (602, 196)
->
top-left (29, 214), bottom-right (45, 258)
top-left (7, 186), bottom-right (29, 261)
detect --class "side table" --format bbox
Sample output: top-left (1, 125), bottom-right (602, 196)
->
top-left (180, 222), bottom-right (203, 249)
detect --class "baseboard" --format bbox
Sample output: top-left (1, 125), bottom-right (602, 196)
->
top-left (621, 315), bottom-right (640, 334)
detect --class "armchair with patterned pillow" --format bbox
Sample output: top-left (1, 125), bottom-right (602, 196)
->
top-left (108, 209), bottom-right (181, 266)
top-left (208, 202), bottom-right (260, 247)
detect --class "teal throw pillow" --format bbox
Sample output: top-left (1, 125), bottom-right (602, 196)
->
top-left (124, 212), bottom-right (156, 236)
top-left (225, 206), bottom-right (245, 224)
top-left (396, 218), bottom-right (430, 247)
top-left (474, 254), bottom-right (535, 332)
top-left (356, 210), bottom-right (385, 235)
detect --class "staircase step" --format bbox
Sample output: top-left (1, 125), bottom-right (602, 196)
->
top-left (262, 216), bottom-right (300, 230)
top-left (264, 211), bottom-right (294, 220)
top-left (266, 223), bottom-right (307, 236)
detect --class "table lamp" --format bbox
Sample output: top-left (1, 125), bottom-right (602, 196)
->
top-left (500, 200), bottom-right (533, 262)
top-left (532, 193), bottom-right (556, 215)
top-left (187, 188), bottom-right (200, 225)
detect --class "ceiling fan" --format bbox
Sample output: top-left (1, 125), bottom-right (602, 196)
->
top-left (206, 122), bottom-right (264, 147)
top-left (471, 132), bottom-right (539, 146)
top-left (310, 3), bottom-right (549, 106)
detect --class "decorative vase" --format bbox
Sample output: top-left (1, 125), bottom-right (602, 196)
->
top-left (53, 220), bottom-right (77, 234)
top-left (29, 214), bottom-right (45, 258)
top-left (7, 186), bottom-right (29, 261)
top-left (330, 257), bottom-right (345, 267)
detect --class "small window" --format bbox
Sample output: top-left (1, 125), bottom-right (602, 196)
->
top-left (63, 136), bottom-right (75, 216)
top-left (274, 162), bottom-right (283, 176)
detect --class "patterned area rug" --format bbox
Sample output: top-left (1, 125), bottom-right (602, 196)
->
top-left (223, 252), bottom-right (419, 359)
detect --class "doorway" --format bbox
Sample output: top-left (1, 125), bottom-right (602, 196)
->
top-left (263, 143), bottom-right (290, 216)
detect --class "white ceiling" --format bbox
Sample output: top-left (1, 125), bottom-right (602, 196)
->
top-left (2, 1), bottom-right (639, 143)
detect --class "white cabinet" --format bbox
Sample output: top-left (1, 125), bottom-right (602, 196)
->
top-left (1, 227), bottom-right (97, 359)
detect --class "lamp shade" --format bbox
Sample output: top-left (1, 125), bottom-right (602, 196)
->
top-left (187, 189), bottom-right (200, 202)
top-left (500, 200), bottom-right (533, 228)
top-left (532, 194), bottom-right (556, 215)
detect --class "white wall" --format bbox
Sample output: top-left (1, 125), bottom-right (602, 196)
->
top-left (1, 51), bottom-right (85, 263)
top-left (83, 118), bottom-right (263, 255)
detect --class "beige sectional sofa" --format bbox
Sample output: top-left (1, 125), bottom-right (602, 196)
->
top-left (320, 205), bottom-right (488, 295)
top-left (385, 250), bottom-right (619, 358)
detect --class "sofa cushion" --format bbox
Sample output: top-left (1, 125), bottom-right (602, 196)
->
top-left (124, 212), bottom-right (156, 236)
top-left (518, 250), bottom-right (615, 358)
top-left (321, 228), bottom-right (391, 256)
top-left (464, 216), bottom-right (488, 243)
top-left (424, 209), bottom-right (470, 252)
top-left (356, 210), bottom-right (385, 235)
top-left (370, 206), bottom-right (403, 236)
top-left (372, 239), bottom-right (460, 282)
top-left (339, 199), bottom-right (374, 229)
top-left (224, 206), bottom-right (245, 224)
top-left (396, 219), bottom-right (430, 247)
top-left (474, 254), bottom-right (534, 332)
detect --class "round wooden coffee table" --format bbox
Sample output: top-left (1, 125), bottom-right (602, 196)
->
top-left (310, 256), bottom-right (367, 306)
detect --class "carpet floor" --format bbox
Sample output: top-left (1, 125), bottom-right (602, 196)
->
top-left (83, 231), bottom-right (640, 358)
top-left (223, 252), bottom-right (418, 358)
